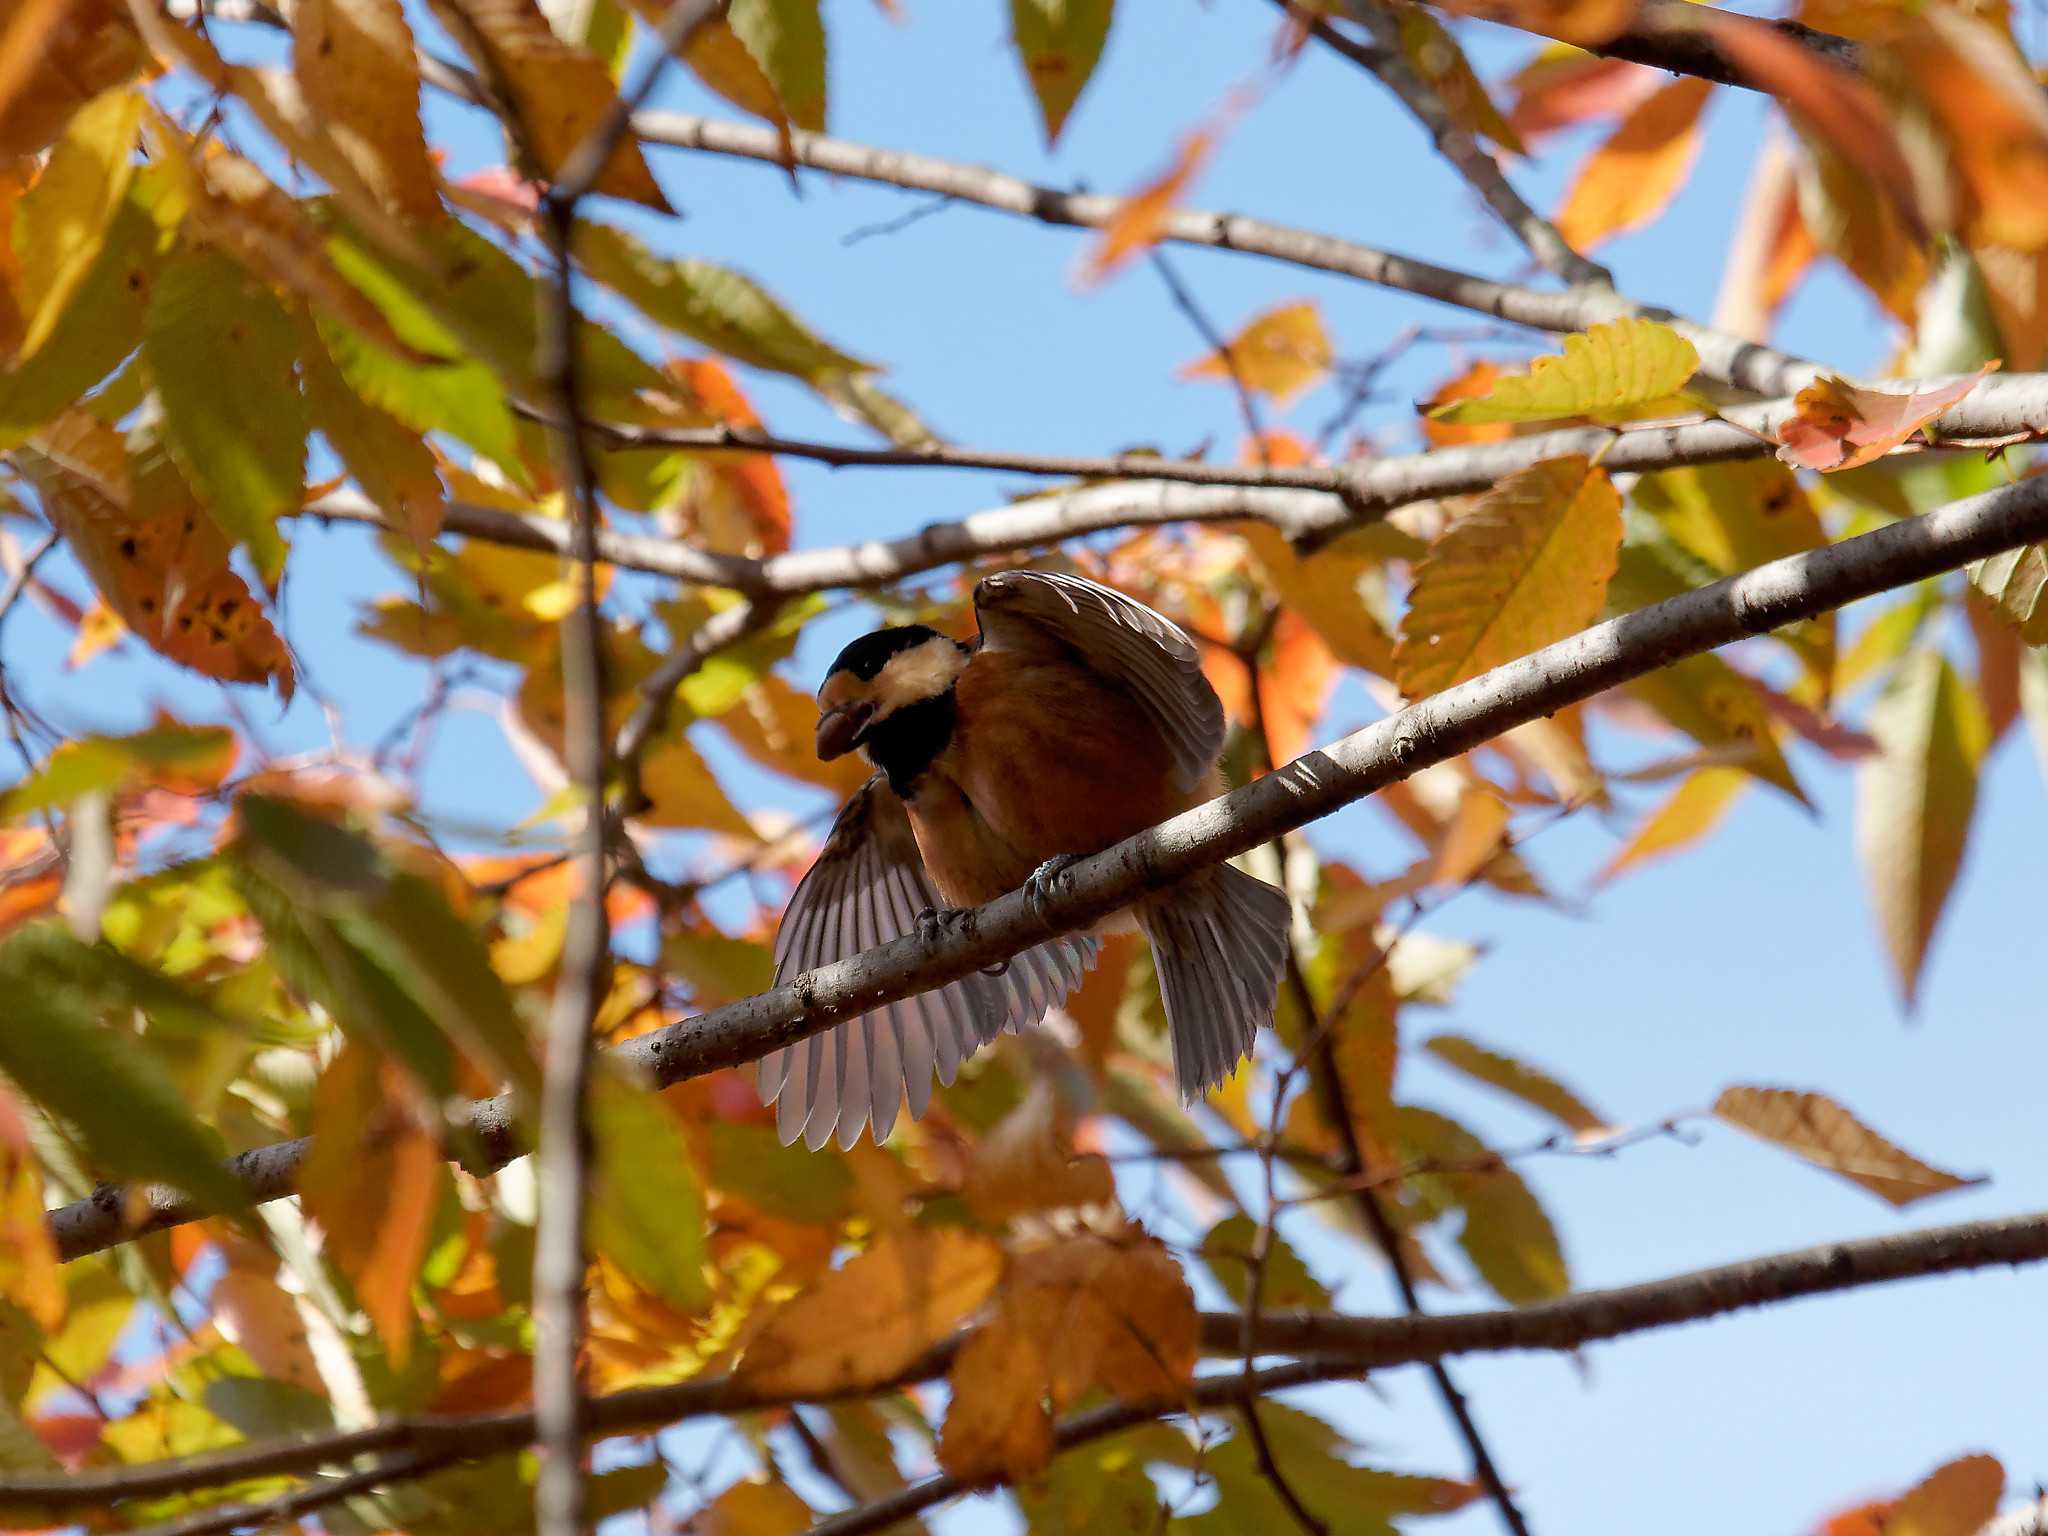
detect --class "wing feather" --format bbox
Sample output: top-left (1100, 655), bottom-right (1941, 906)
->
top-left (760, 774), bottom-right (1098, 1147)
top-left (973, 569), bottom-right (1226, 790)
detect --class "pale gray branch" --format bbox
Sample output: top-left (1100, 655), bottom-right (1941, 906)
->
top-left (48, 469), bottom-right (2048, 1261)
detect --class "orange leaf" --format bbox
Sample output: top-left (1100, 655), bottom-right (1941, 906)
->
top-left (1555, 76), bottom-right (1711, 250)
top-left (13, 410), bottom-right (295, 696)
top-left (0, 1090), bottom-right (63, 1330)
top-left (1775, 368), bottom-right (1994, 473)
top-left (961, 1084), bottom-right (1115, 1226)
top-left (1598, 765), bottom-right (1748, 881)
top-left (1180, 300), bottom-right (1332, 403)
top-left (1884, 1454), bottom-right (2005, 1536)
top-left (1422, 360), bottom-right (1518, 446)
top-left (1434, 0), bottom-right (1636, 46)
top-left (1702, 9), bottom-right (1923, 238)
top-left (1080, 128), bottom-right (1213, 283)
top-left (1505, 50), bottom-right (1661, 142)
top-left (1898, 10), bottom-right (2048, 252)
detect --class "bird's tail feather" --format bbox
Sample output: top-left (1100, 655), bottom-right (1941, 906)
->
top-left (1137, 863), bottom-right (1291, 1101)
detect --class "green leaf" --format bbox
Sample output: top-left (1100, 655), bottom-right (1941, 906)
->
top-left (729, 0), bottom-right (827, 131)
top-left (0, 929), bottom-right (244, 1211)
top-left (1010, 0), bottom-right (1114, 143)
top-left (707, 1121), bottom-right (852, 1224)
top-left (574, 223), bottom-right (870, 380)
top-left (588, 1069), bottom-right (710, 1311)
top-left (233, 797), bottom-right (540, 1101)
top-left (1430, 317), bottom-right (1699, 424)
top-left (1196, 1213), bottom-right (1331, 1311)
top-left (1398, 1106), bottom-right (1568, 1304)
top-left (2, 722), bottom-right (233, 819)
top-left (1019, 1433), bottom-right (1161, 1533)
top-left (1855, 649), bottom-right (1988, 1005)
top-left (812, 368), bottom-right (938, 447)
top-left (145, 247), bottom-right (307, 587)
top-left (299, 315), bottom-right (445, 544)
top-left (1423, 1034), bottom-right (1608, 1135)
top-left (0, 192), bottom-right (163, 449)
top-left (663, 927), bottom-right (775, 1005)
top-left (14, 86), bottom-right (144, 359)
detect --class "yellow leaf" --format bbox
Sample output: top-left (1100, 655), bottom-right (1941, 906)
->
top-left (1180, 300), bottom-right (1332, 403)
top-left (675, 17), bottom-right (787, 126)
top-left (13, 410), bottom-right (295, 696)
top-left (1969, 541), bottom-right (2048, 644)
top-left (1430, 318), bottom-right (1699, 425)
top-left (1885, 1454), bottom-right (2006, 1536)
top-left (427, 0), bottom-right (670, 209)
top-left (1713, 1086), bottom-right (1980, 1206)
top-left (736, 1227), bottom-right (1002, 1396)
top-left (1626, 653), bottom-right (1807, 804)
top-left (293, 0), bottom-right (445, 224)
top-left (1240, 523), bottom-right (1398, 678)
top-left (961, 1083), bottom-right (1116, 1226)
top-left (1394, 456), bottom-right (1623, 697)
top-left (0, 1093), bottom-right (63, 1330)
top-left (1430, 787), bottom-right (1511, 887)
top-left (63, 597), bottom-right (123, 670)
top-left (1397, 7), bottom-right (1522, 156)
top-left (1555, 76), bottom-right (1710, 250)
top-left (1597, 765), bottom-right (1749, 881)
top-left (13, 84), bottom-right (141, 359)
top-left (1855, 650), bottom-right (1989, 1004)
top-left (639, 729), bottom-right (757, 837)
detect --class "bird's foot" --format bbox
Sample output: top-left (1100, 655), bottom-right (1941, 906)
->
top-left (918, 903), bottom-right (1008, 975)
top-left (1025, 854), bottom-right (1085, 923)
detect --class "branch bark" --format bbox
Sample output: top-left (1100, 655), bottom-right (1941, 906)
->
top-left (46, 469), bottom-right (2048, 1260)
top-left (15, 1209), bottom-right (2046, 1515)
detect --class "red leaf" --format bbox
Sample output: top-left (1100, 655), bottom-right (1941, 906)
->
top-left (1775, 368), bottom-right (1994, 473)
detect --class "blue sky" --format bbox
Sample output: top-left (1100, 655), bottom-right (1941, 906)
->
top-left (7, 0), bottom-right (2045, 1529)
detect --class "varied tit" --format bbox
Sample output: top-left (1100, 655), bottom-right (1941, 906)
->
top-left (759, 568), bottom-right (1292, 1150)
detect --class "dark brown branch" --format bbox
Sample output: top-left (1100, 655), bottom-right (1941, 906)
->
top-left (13, 1210), bottom-right (2048, 1514)
top-left (1457, 0), bottom-right (1863, 91)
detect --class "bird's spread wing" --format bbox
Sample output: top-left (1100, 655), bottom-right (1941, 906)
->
top-left (759, 773), bottom-right (1099, 1150)
top-left (972, 568), bottom-right (1225, 791)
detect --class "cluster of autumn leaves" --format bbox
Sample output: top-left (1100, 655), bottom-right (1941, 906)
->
top-left (0, 0), bottom-right (2046, 1528)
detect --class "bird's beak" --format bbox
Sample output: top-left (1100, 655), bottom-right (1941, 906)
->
top-left (815, 701), bottom-right (873, 761)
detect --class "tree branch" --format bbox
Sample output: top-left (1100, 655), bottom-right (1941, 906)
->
top-left (17, 1208), bottom-right (2047, 1516)
top-left (47, 469), bottom-right (2048, 1260)
top-left (305, 372), bottom-right (2048, 601)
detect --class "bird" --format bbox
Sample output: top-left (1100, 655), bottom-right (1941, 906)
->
top-left (759, 567), bottom-right (1293, 1150)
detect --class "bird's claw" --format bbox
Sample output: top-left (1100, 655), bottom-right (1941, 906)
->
top-left (1025, 854), bottom-right (1084, 923)
top-left (914, 906), bottom-right (954, 945)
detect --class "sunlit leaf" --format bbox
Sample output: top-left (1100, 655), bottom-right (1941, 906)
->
top-left (1395, 456), bottom-right (1623, 697)
top-left (1855, 649), bottom-right (1988, 1004)
top-left (1505, 49), bottom-right (1660, 142)
top-left (1179, 300), bottom-right (1332, 403)
top-left (1432, 0), bottom-right (1634, 45)
top-left (1776, 369), bottom-right (1993, 474)
top-left (1898, 9), bottom-right (2048, 252)
top-left (737, 1227), bottom-right (1001, 1395)
top-left (673, 16), bottom-right (786, 124)
top-left (707, 1120), bottom-right (852, 1225)
top-left (144, 247), bottom-right (307, 587)
top-left (299, 318), bottom-right (447, 545)
top-left (13, 409), bottom-right (295, 694)
top-left (2, 720), bottom-right (234, 820)
top-left (425, 0), bottom-right (669, 209)
top-left (1713, 1086), bottom-right (1979, 1207)
top-left (1424, 1034), bottom-right (1608, 1135)
top-left (728, 0), bottom-right (827, 132)
top-left (1968, 541), bottom-right (2048, 644)
top-left (1429, 318), bottom-right (1698, 425)
top-left (293, 0), bottom-right (444, 225)
top-left (0, 1095), bottom-right (62, 1331)
top-left (1627, 653), bottom-right (1807, 805)
top-left (1081, 127), bottom-right (1212, 282)
top-left (1399, 1105), bottom-right (1568, 1304)
top-left (1555, 76), bottom-right (1710, 250)
top-left (12, 85), bottom-right (141, 360)
top-left (0, 1), bottom-right (144, 161)
top-left (1010, 0), bottom-right (1113, 144)
top-left (1883, 1453), bottom-right (2006, 1536)
top-left (1397, 7), bottom-right (1521, 155)
top-left (1598, 765), bottom-right (1749, 881)
top-left (961, 1084), bottom-right (1116, 1225)
top-left (638, 728), bottom-right (757, 837)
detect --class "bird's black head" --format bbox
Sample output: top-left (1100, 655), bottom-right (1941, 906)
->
top-left (814, 624), bottom-right (967, 767)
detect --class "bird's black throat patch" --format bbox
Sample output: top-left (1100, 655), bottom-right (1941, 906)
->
top-left (866, 691), bottom-right (956, 798)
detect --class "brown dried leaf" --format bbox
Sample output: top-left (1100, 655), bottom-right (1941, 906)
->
top-left (1394, 456), bottom-right (1623, 697)
top-left (13, 410), bottom-right (294, 695)
top-left (736, 1227), bottom-right (1001, 1395)
top-left (1712, 1086), bottom-right (1979, 1207)
top-left (961, 1083), bottom-right (1116, 1225)
top-left (0, 0), bottom-right (144, 159)
top-left (1885, 1454), bottom-right (2005, 1536)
